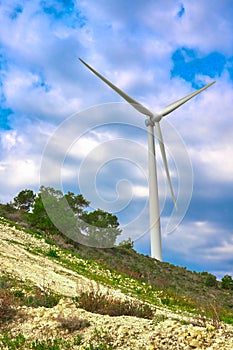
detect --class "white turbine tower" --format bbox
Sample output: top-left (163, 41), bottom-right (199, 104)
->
top-left (79, 58), bottom-right (215, 261)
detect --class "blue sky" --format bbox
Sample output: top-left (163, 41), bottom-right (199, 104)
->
top-left (1, 0), bottom-right (233, 278)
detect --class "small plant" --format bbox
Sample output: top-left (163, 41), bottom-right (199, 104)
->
top-left (220, 309), bottom-right (233, 324)
top-left (161, 296), bottom-right (171, 306)
top-left (0, 333), bottom-right (26, 349)
top-left (46, 248), bottom-right (59, 258)
top-left (73, 336), bottom-right (83, 345)
top-left (0, 276), bottom-right (8, 289)
top-left (0, 333), bottom-right (83, 350)
top-left (0, 287), bottom-right (17, 326)
top-left (84, 344), bottom-right (113, 350)
top-left (14, 290), bottom-right (25, 299)
top-left (24, 289), bottom-right (60, 308)
top-left (152, 313), bottom-right (167, 324)
top-left (196, 299), bottom-right (222, 328)
top-left (118, 238), bottom-right (134, 249)
top-left (31, 338), bottom-right (63, 349)
top-left (84, 328), bottom-right (114, 350)
top-left (57, 314), bottom-right (90, 332)
top-left (209, 303), bottom-right (221, 328)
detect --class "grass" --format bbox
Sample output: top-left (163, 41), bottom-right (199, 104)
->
top-left (0, 333), bottom-right (84, 349)
top-left (0, 333), bottom-right (26, 349)
top-left (45, 248), bottom-right (60, 258)
top-left (0, 273), bottom-right (61, 313)
top-left (22, 291), bottom-right (60, 308)
top-left (0, 332), bottom-right (115, 350)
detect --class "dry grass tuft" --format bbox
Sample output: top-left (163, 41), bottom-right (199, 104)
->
top-left (57, 314), bottom-right (90, 332)
top-left (0, 287), bottom-right (17, 326)
top-left (74, 282), bottom-right (154, 319)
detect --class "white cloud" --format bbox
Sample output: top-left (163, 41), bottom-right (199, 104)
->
top-left (164, 220), bottom-right (233, 265)
top-left (3, 67), bottom-right (82, 121)
top-left (133, 185), bottom-right (148, 198)
top-left (135, 217), bottom-right (233, 278)
top-left (1, 131), bottom-right (23, 151)
top-left (0, 158), bottom-right (39, 202)
top-left (193, 145), bottom-right (233, 183)
top-left (0, 121), bottom-right (54, 202)
top-left (138, 1), bottom-right (233, 55)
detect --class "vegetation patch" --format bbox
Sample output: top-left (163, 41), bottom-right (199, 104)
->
top-left (0, 287), bottom-right (17, 326)
top-left (74, 283), bottom-right (154, 319)
top-left (0, 273), bottom-right (60, 311)
top-left (0, 332), bottom-right (114, 350)
top-left (57, 314), bottom-right (90, 332)
top-left (0, 333), bottom-right (83, 350)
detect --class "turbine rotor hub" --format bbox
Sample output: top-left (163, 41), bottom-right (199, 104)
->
top-left (145, 113), bottom-right (162, 127)
top-left (151, 113), bottom-right (162, 123)
top-left (145, 118), bottom-right (154, 127)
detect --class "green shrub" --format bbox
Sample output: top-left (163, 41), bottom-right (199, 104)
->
top-left (0, 333), bottom-right (26, 349)
top-left (161, 297), bottom-right (171, 306)
top-left (118, 238), bottom-right (134, 249)
top-left (46, 249), bottom-right (59, 258)
top-left (24, 290), bottom-right (60, 308)
top-left (14, 290), bottom-right (25, 299)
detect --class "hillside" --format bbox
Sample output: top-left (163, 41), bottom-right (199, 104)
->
top-left (0, 216), bottom-right (233, 349)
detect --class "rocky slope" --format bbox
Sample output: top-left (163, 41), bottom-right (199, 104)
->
top-left (0, 218), bottom-right (233, 349)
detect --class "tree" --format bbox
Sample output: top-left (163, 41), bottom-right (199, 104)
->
top-left (13, 189), bottom-right (36, 212)
top-left (0, 203), bottom-right (18, 221)
top-left (221, 275), bottom-right (233, 290)
top-left (64, 191), bottom-right (90, 215)
top-left (81, 209), bottom-right (121, 248)
top-left (28, 192), bottom-right (57, 233)
top-left (28, 186), bottom-right (89, 237)
top-left (204, 273), bottom-right (218, 287)
top-left (28, 186), bottom-right (121, 247)
top-left (29, 186), bottom-right (70, 234)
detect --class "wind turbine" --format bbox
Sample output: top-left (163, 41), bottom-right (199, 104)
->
top-left (79, 58), bottom-right (215, 261)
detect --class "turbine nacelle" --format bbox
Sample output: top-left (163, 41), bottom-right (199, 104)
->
top-left (152, 113), bottom-right (163, 123)
top-left (145, 114), bottom-right (162, 126)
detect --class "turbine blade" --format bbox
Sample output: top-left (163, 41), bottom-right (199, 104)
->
top-left (79, 58), bottom-right (154, 118)
top-left (159, 81), bottom-right (216, 117)
top-left (155, 122), bottom-right (177, 209)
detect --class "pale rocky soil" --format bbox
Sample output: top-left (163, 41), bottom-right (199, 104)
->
top-left (0, 220), bottom-right (233, 349)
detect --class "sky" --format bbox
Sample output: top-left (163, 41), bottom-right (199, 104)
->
top-left (1, 0), bottom-right (233, 279)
